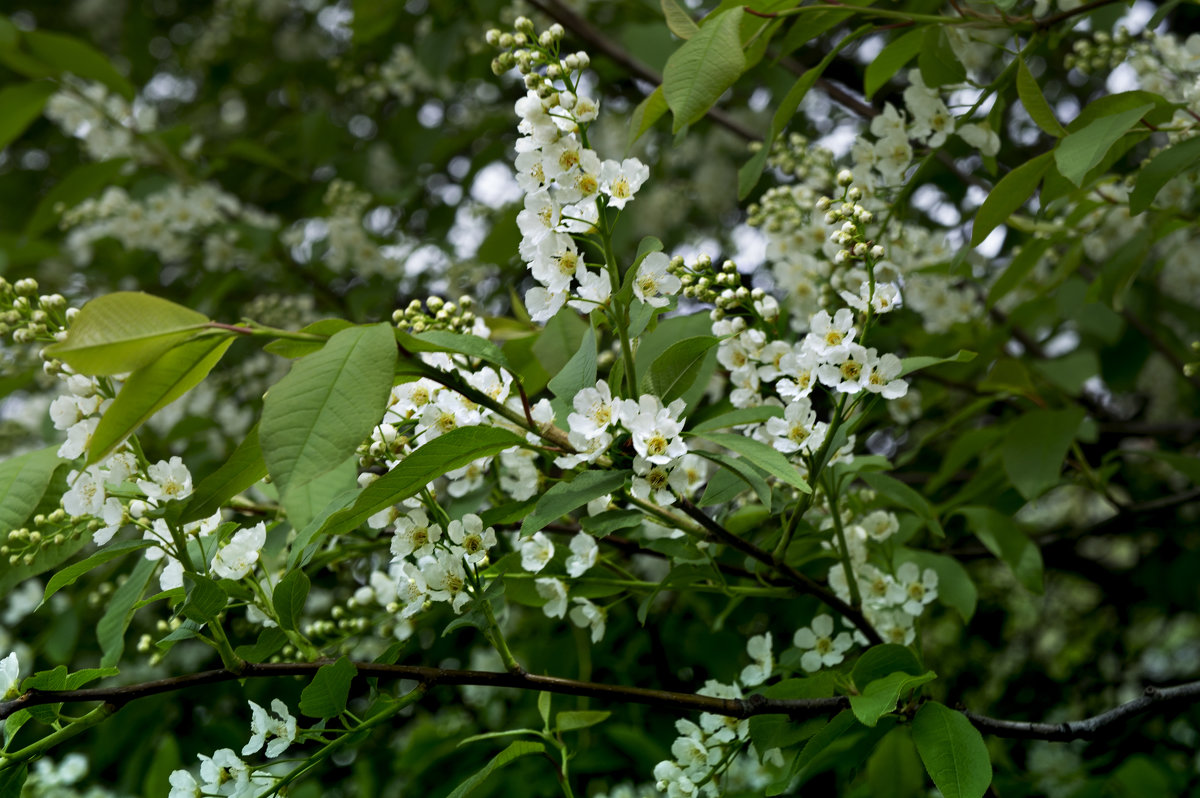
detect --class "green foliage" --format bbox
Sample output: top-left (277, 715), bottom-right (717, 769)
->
top-left (912, 702), bottom-right (993, 798)
top-left (299, 656), bottom-right (357, 718)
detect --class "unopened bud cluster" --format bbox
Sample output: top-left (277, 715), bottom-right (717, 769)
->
top-left (759, 132), bottom-right (837, 186)
top-left (815, 172), bottom-right (883, 267)
top-left (2, 511), bottom-right (78, 566)
top-left (673, 255), bottom-right (780, 323)
top-left (0, 277), bottom-right (72, 345)
top-left (1185, 341), bottom-right (1199, 378)
top-left (391, 294), bottom-right (477, 335)
top-left (1064, 28), bottom-right (1138, 73)
top-left (486, 18), bottom-right (588, 93)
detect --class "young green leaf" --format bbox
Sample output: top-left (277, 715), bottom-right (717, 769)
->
top-left (663, 7), bottom-right (746, 133)
top-left (88, 334), bottom-right (234, 466)
top-left (864, 27), bottom-right (924, 99)
top-left (898, 350), bottom-right (976, 377)
top-left (273, 568), bottom-right (310, 632)
top-left (970, 152), bottom-right (1053, 246)
top-left (1016, 58), bottom-right (1067, 138)
top-left (919, 27), bottom-right (966, 87)
top-left (180, 574), bottom-right (228, 624)
top-left (850, 670), bottom-right (936, 727)
top-left (861, 471), bottom-right (944, 537)
top-left (957, 507), bottom-right (1043, 593)
top-left (98, 556), bottom-right (156, 667)
top-left (1001, 407), bottom-right (1086, 500)
top-left (556, 710), bottom-right (611, 732)
top-left (445, 741), bottom-right (546, 798)
top-left (641, 335), bottom-right (719, 403)
top-left (520, 469), bottom-right (631, 536)
top-left (661, 0), bottom-right (698, 39)
top-left (628, 86), bottom-right (669, 148)
top-left (299, 656), bottom-right (357, 718)
top-left (695, 432), bottom-right (810, 493)
top-left (41, 539), bottom-right (153, 608)
top-left (851, 644), bottom-right (925, 689)
top-left (0, 81), bottom-right (56, 152)
top-left (696, 451), bottom-right (772, 508)
top-left (0, 446), bottom-right (61, 535)
top-left (178, 425), bottom-right (268, 525)
top-left (396, 328), bottom-right (512, 372)
top-left (690, 405), bottom-right (784, 432)
top-left (319, 426), bottom-right (527, 540)
top-left (260, 323), bottom-right (397, 497)
top-left (43, 292), bottom-right (210, 376)
top-left (1054, 103), bottom-right (1153, 187)
top-left (1130, 134), bottom-right (1200, 214)
top-left (912, 702), bottom-right (992, 798)
top-left (547, 324), bottom-right (597, 407)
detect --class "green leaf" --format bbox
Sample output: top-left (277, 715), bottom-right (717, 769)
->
top-left (581, 509), bottom-right (644, 536)
top-left (235, 627), bottom-right (289, 664)
top-left (912, 702), bottom-right (992, 798)
top-left (318, 426), bottom-right (526, 539)
top-left (748, 675), bottom-right (835, 754)
top-left (0, 446), bottom-right (61, 533)
top-left (628, 86), bottom-right (669, 148)
top-left (397, 328), bottom-right (511, 372)
top-left (88, 334), bottom-right (234, 466)
top-left (663, 7), bottom-right (746, 133)
top-left (282, 456), bottom-right (357, 533)
top-left (43, 292), bottom-right (210, 376)
top-left (1016, 58), bottom-right (1067, 138)
top-left (180, 573), bottom-right (227, 624)
top-left (178, 425), bottom-right (268, 525)
top-left (0, 81), bottom-right (55, 151)
top-left (898, 350), bottom-right (976, 377)
top-left (520, 469), bottom-right (631, 536)
top-left (864, 27), bottom-right (924, 99)
top-left (970, 152), bottom-right (1053, 246)
top-left (850, 670), bottom-right (936, 727)
top-left (260, 323), bottom-right (397, 498)
top-left (1054, 103), bottom-right (1154, 187)
top-left (273, 569), bottom-right (310, 633)
top-left (547, 324), bottom-right (597, 409)
top-left (851, 644), bottom-right (924, 689)
top-left (299, 656), bottom-right (357, 718)
top-left (0, 762), bottom-right (28, 795)
top-left (919, 27), bottom-right (966, 87)
top-left (957, 507), bottom-right (1043, 593)
top-left (1129, 450), bottom-right (1200, 485)
top-left (661, 0), bottom-right (699, 39)
top-left (1001, 407), bottom-right (1086, 500)
top-left (1130, 134), bottom-right (1200, 214)
top-left (986, 238), bottom-right (1050, 307)
top-left (40, 539), bottom-right (152, 608)
top-left (695, 432), bottom-right (810, 493)
top-left (538, 691), bottom-right (552, 728)
top-left (24, 29), bottom-right (136, 99)
top-left (896, 549), bottom-right (977, 622)
top-left (641, 335), bottom-right (719, 403)
top-left (556, 710), bottom-right (611, 732)
top-left (867, 727), bottom-right (925, 798)
top-left (690, 405), bottom-right (783, 432)
top-left (697, 451), bottom-right (771, 508)
top-left (446, 741), bottom-right (546, 798)
top-left (262, 319), bottom-right (353, 359)
top-left (861, 471), bottom-right (943, 537)
top-left (98, 556), bottom-right (156, 667)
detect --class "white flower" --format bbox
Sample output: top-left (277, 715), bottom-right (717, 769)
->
top-left (242, 699), bottom-right (297, 758)
top-left (57, 417), bottom-right (99, 460)
top-left (816, 343), bottom-right (870, 394)
top-left (805, 309), bottom-right (857, 357)
top-left (520, 531), bottom-right (555, 572)
top-left (619, 394), bottom-right (688, 465)
top-left (565, 533), bottom-right (598, 577)
top-left (599, 157), bottom-right (649, 209)
top-left (776, 347), bottom-right (819, 401)
top-left (424, 551), bottom-right (471, 613)
top-left (536, 577), bottom-right (568, 618)
top-left (569, 597), bottom-right (606, 642)
top-left (447, 514), bottom-right (496, 566)
top-left (137, 456), bottom-right (193, 504)
top-left (957, 122), bottom-right (1001, 156)
top-left (793, 614), bottom-right (854, 672)
top-left (764, 398), bottom-right (823, 455)
top-left (631, 252), bottom-right (681, 308)
top-left (568, 267), bottom-right (611, 312)
top-left (739, 632), bottom-right (773, 687)
top-left (568, 380), bottom-right (619, 436)
top-left (554, 429), bottom-right (613, 469)
top-left (896, 562), bottom-right (938, 616)
top-left (168, 769), bottom-right (200, 798)
top-left (525, 283), bottom-right (569, 323)
top-left (417, 391), bottom-right (482, 440)
top-left (861, 510), bottom-right (900, 542)
top-left (631, 455), bottom-right (687, 506)
top-left (62, 467), bottom-right (106, 517)
top-left (840, 281), bottom-right (901, 315)
top-left (211, 522), bottom-right (267, 580)
top-left (1, 652), bottom-right (20, 699)
top-left (198, 749), bottom-right (249, 794)
top-left (390, 510), bottom-right (442, 560)
top-left (395, 560), bottom-right (429, 620)
top-left (160, 557), bottom-right (184, 592)
top-left (861, 351), bottom-right (908, 399)
top-left (530, 232), bottom-right (581, 290)
top-left (517, 188), bottom-right (560, 248)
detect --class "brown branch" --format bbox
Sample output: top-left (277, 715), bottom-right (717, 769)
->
top-left (677, 499), bottom-right (885, 646)
top-left (525, 0), bottom-right (761, 142)
top-left (1033, 0), bottom-right (1126, 30)
top-left (4, 660), bottom-right (1198, 744)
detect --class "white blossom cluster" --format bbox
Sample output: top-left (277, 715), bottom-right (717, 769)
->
top-left (61, 183), bottom-right (279, 269)
top-left (166, 698), bottom-right (297, 797)
top-left (280, 179), bottom-right (405, 278)
top-left (44, 78), bottom-right (158, 162)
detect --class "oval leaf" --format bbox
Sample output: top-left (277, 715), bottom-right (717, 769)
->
top-left (971, 152), bottom-right (1052, 247)
top-left (663, 7), bottom-right (746, 133)
top-left (1054, 103), bottom-right (1154, 187)
top-left (912, 702), bottom-right (992, 798)
top-left (44, 292), bottom-right (210, 376)
top-left (299, 656), bottom-right (357, 718)
top-left (1016, 58), bottom-right (1067, 138)
top-left (695, 432), bottom-right (810, 493)
top-left (1130, 134), bottom-right (1200, 214)
top-left (520, 469), bottom-right (631, 537)
top-left (260, 323), bottom-right (397, 497)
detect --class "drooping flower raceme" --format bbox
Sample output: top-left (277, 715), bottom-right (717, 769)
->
top-left (211, 522), bottom-right (268, 580)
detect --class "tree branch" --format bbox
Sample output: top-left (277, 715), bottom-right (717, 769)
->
top-left (4, 661), bottom-right (1198, 745)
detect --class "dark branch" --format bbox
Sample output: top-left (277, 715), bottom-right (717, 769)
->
top-left (4, 661), bottom-right (1199, 744)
